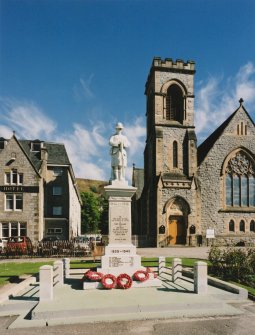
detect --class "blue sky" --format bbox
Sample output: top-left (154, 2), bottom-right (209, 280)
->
top-left (1, 0), bottom-right (255, 181)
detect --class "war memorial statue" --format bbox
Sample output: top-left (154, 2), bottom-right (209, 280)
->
top-left (109, 122), bottom-right (130, 182)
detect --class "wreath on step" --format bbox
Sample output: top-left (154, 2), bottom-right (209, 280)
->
top-left (117, 273), bottom-right (132, 289)
top-left (83, 270), bottom-right (103, 282)
top-left (133, 270), bottom-right (149, 282)
top-left (101, 274), bottom-right (117, 289)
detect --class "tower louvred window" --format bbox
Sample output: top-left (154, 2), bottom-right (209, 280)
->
top-left (166, 84), bottom-right (184, 123)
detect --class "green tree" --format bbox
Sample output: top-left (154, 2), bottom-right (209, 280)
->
top-left (80, 192), bottom-right (109, 234)
top-left (80, 192), bottom-right (102, 234)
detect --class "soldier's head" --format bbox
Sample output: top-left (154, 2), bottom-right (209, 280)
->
top-left (115, 122), bottom-right (124, 133)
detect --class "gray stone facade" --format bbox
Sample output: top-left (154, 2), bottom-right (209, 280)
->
top-left (0, 135), bottom-right (81, 242)
top-left (133, 57), bottom-right (255, 247)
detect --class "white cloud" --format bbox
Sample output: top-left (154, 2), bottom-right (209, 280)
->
top-left (195, 62), bottom-right (255, 142)
top-left (0, 125), bottom-right (12, 138)
top-left (2, 62), bottom-right (252, 181)
top-left (0, 98), bottom-right (56, 139)
top-left (124, 117), bottom-right (146, 160)
top-left (0, 97), bottom-right (145, 181)
top-left (73, 75), bottom-right (95, 101)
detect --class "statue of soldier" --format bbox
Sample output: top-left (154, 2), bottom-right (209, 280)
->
top-left (109, 122), bottom-right (130, 181)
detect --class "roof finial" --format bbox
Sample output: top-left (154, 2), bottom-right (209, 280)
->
top-left (13, 130), bottom-right (16, 137)
top-left (239, 98), bottom-right (244, 106)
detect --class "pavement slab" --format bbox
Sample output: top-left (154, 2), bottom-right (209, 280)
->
top-left (2, 275), bottom-right (246, 329)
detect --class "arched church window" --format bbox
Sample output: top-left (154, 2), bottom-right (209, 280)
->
top-left (239, 220), bottom-right (245, 232)
top-left (229, 220), bottom-right (235, 232)
top-left (225, 151), bottom-right (255, 208)
top-left (250, 220), bottom-right (255, 232)
top-left (166, 84), bottom-right (184, 123)
top-left (173, 141), bottom-right (178, 168)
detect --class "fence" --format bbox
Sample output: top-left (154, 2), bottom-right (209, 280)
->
top-left (1, 240), bottom-right (92, 258)
top-left (39, 260), bottom-right (64, 301)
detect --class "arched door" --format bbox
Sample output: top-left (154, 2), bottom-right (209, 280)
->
top-left (165, 197), bottom-right (189, 246)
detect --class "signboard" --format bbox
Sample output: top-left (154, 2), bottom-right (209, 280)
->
top-left (0, 186), bottom-right (39, 193)
top-left (206, 229), bottom-right (215, 239)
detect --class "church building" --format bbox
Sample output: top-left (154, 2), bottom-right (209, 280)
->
top-left (133, 57), bottom-right (255, 247)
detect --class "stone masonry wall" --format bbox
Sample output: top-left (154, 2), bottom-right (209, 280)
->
top-left (198, 108), bottom-right (255, 246)
top-left (0, 137), bottom-right (41, 242)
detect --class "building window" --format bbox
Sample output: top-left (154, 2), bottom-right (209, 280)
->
top-left (5, 169), bottom-right (23, 185)
top-left (173, 141), bottom-right (178, 168)
top-left (250, 220), bottom-right (255, 232)
top-left (239, 220), bottom-right (245, 232)
top-left (53, 168), bottom-right (63, 176)
top-left (2, 223), bottom-right (9, 237)
top-left (1, 222), bottom-right (27, 237)
top-left (47, 228), bottom-right (62, 235)
top-left (5, 194), bottom-right (23, 211)
top-left (229, 220), bottom-right (235, 232)
top-left (0, 140), bottom-right (5, 149)
top-left (53, 186), bottom-right (62, 195)
top-left (225, 151), bottom-right (255, 208)
top-left (31, 141), bottom-right (42, 152)
top-left (53, 206), bottom-right (62, 215)
top-left (166, 84), bottom-right (184, 123)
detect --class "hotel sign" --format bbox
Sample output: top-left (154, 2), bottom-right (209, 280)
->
top-left (0, 186), bottom-right (39, 193)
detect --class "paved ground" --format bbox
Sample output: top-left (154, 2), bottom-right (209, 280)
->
top-left (0, 247), bottom-right (254, 334)
top-left (0, 304), bottom-right (255, 334)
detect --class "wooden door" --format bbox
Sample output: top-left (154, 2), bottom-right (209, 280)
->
top-left (168, 217), bottom-right (185, 245)
top-left (168, 219), bottom-right (178, 245)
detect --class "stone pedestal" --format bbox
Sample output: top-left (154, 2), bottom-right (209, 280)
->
top-left (97, 180), bottom-right (144, 276)
top-left (194, 261), bottom-right (208, 294)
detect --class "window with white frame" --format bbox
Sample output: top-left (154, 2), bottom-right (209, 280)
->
top-left (47, 228), bottom-right (62, 234)
top-left (31, 141), bottom-right (41, 152)
top-left (53, 206), bottom-right (62, 215)
top-left (5, 194), bottom-right (23, 211)
top-left (5, 169), bottom-right (23, 185)
top-left (0, 222), bottom-right (27, 237)
top-left (53, 186), bottom-right (62, 195)
top-left (53, 168), bottom-right (63, 176)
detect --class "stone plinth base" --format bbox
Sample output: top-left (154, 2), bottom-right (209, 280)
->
top-left (98, 244), bottom-right (145, 276)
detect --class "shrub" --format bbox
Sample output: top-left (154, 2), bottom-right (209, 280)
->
top-left (208, 246), bottom-right (255, 286)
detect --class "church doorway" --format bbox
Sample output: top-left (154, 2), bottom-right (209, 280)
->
top-left (165, 197), bottom-right (190, 246)
top-left (168, 216), bottom-right (186, 245)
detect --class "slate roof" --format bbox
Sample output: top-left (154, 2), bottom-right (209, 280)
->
top-left (197, 106), bottom-right (241, 166)
top-left (19, 140), bottom-right (70, 173)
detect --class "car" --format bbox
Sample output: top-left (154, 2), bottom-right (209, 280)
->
top-left (6, 236), bottom-right (33, 255)
top-left (41, 236), bottom-right (62, 242)
top-left (0, 237), bottom-right (8, 252)
top-left (74, 236), bottom-right (89, 243)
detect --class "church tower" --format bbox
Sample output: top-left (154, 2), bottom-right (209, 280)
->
top-left (143, 57), bottom-right (199, 246)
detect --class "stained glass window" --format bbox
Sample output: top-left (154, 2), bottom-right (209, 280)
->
top-left (225, 151), bottom-right (255, 208)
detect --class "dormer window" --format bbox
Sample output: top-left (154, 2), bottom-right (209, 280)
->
top-left (31, 140), bottom-right (42, 152)
top-left (0, 137), bottom-right (6, 149)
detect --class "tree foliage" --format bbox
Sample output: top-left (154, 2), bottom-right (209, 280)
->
top-left (80, 191), bottom-right (108, 234)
